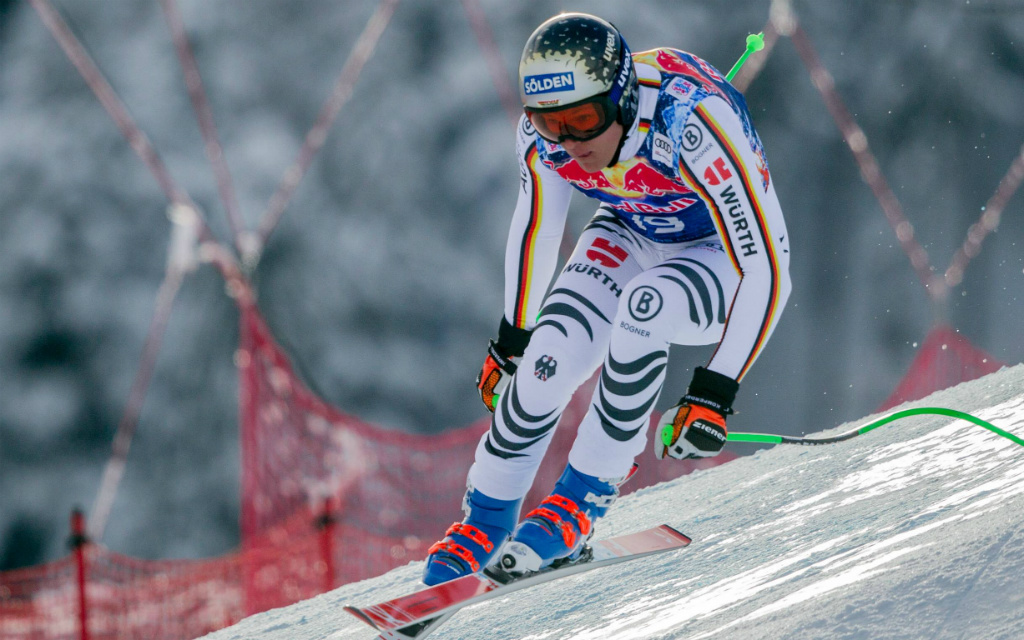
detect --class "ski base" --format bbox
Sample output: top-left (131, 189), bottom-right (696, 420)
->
top-left (343, 524), bottom-right (691, 639)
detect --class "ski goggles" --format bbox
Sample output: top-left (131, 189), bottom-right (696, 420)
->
top-left (525, 95), bottom-right (619, 143)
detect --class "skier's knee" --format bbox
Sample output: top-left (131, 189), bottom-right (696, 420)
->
top-left (520, 327), bottom-right (600, 391)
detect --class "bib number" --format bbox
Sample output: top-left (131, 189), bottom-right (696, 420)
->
top-left (630, 215), bottom-right (686, 235)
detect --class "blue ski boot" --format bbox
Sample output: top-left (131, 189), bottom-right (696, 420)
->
top-left (423, 486), bottom-right (521, 585)
top-left (499, 463), bottom-right (634, 575)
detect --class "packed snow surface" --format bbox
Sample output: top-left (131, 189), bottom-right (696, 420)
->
top-left (202, 365), bottom-right (1024, 640)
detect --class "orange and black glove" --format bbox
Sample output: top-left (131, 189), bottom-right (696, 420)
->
top-left (655, 367), bottom-right (739, 460)
top-left (476, 317), bottom-right (532, 413)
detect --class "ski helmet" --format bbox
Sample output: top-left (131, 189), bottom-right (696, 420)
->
top-left (519, 13), bottom-right (639, 143)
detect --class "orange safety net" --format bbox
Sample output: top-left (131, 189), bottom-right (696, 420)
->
top-left (0, 299), bottom-right (736, 640)
top-left (0, 557), bottom-right (78, 640)
top-left (0, 548), bottom-right (242, 640)
top-left (879, 324), bottom-right (1005, 412)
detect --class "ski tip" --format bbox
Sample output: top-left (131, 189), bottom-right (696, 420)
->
top-left (658, 524), bottom-right (693, 545)
top-left (343, 604), bottom-right (381, 630)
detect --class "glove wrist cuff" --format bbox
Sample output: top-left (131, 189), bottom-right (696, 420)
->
top-left (497, 316), bottom-right (532, 358)
top-left (683, 367), bottom-right (739, 415)
top-left (486, 340), bottom-right (518, 373)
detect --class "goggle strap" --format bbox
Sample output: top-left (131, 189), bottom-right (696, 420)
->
top-left (606, 36), bottom-right (632, 107)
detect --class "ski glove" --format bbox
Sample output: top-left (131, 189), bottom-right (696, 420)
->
top-left (656, 367), bottom-right (739, 460)
top-left (476, 317), bottom-right (532, 412)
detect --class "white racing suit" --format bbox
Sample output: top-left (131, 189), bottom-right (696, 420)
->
top-left (469, 48), bottom-right (792, 499)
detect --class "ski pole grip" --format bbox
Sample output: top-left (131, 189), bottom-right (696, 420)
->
top-left (725, 32), bottom-right (765, 82)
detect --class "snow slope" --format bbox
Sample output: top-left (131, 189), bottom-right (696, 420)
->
top-left (200, 364), bottom-right (1024, 640)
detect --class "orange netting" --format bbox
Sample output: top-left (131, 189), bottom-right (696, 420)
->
top-left (0, 556), bottom-right (78, 640)
top-left (0, 300), bottom-right (734, 639)
top-left (0, 547), bottom-right (241, 640)
top-left (879, 324), bottom-right (1005, 412)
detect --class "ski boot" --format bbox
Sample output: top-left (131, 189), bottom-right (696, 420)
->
top-left (499, 463), bottom-right (634, 576)
top-left (422, 485), bottom-right (521, 585)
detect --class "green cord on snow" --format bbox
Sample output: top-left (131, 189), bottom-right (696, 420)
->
top-left (723, 406), bottom-right (1024, 448)
top-left (725, 32), bottom-right (765, 82)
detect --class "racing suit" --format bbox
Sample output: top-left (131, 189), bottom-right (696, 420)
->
top-left (469, 48), bottom-right (792, 498)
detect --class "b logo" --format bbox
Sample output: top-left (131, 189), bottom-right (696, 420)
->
top-left (681, 124), bottom-right (703, 152)
top-left (628, 286), bottom-right (663, 321)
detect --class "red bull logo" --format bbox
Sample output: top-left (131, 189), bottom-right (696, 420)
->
top-left (556, 158), bottom-right (696, 209)
top-left (655, 50), bottom-right (703, 78)
top-left (556, 160), bottom-right (616, 192)
top-left (650, 50), bottom-right (727, 101)
top-left (619, 162), bottom-right (686, 198)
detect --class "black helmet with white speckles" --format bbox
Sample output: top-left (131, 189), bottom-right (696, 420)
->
top-left (519, 13), bottom-right (639, 142)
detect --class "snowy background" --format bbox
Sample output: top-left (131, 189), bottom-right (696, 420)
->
top-left (1, 0), bottom-right (1023, 573)
top-left (199, 365), bottom-right (1024, 640)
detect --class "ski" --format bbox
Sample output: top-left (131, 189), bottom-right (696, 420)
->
top-left (343, 524), bottom-right (691, 639)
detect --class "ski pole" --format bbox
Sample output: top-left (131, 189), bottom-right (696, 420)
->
top-left (727, 406), bottom-right (1024, 448)
top-left (725, 32), bottom-right (765, 82)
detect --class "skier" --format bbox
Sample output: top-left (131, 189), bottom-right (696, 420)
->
top-left (424, 13), bottom-right (791, 585)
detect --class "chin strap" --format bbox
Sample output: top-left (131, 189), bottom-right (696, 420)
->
top-left (607, 133), bottom-right (628, 168)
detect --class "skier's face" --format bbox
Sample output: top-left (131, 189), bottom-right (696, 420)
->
top-left (560, 121), bottom-right (623, 173)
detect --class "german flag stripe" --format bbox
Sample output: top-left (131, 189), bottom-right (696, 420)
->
top-left (694, 104), bottom-right (782, 380)
top-left (513, 144), bottom-right (544, 327)
top-left (677, 155), bottom-right (741, 275)
top-left (676, 157), bottom-right (744, 373)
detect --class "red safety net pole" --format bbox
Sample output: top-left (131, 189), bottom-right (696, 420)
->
top-left (944, 141), bottom-right (1024, 288)
top-left (771, 0), bottom-right (1019, 407)
top-left (460, 0), bottom-right (521, 125)
top-left (27, 0), bottom-right (259, 544)
top-left (159, 0), bottom-right (247, 253)
top-left (89, 268), bottom-right (185, 540)
top-left (252, 0), bottom-right (401, 263)
top-left (70, 509), bottom-right (90, 640)
top-left (27, 0), bottom-right (205, 234)
top-left (779, 1), bottom-right (1022, 308)
top-left (317, 497), bottom-right (337, 594)
top-left (787, 23), bottom-right (940, 299)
